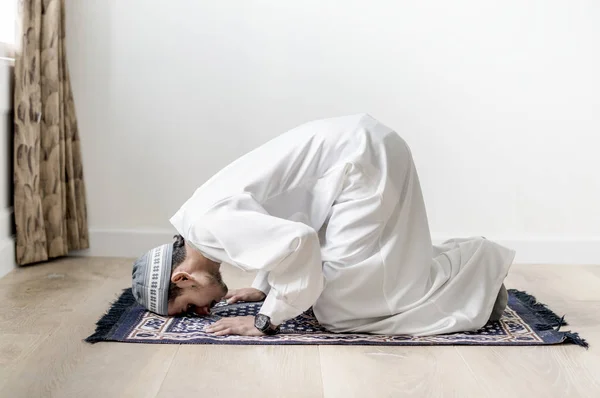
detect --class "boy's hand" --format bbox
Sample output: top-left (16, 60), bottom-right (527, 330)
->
top-left (224, 288), bottom-right (266, 304)
top-left (205, 316), bottom-right (265, 336)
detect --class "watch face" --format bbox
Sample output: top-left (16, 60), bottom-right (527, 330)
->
top-left (255, 315), bottom-right (269, 330)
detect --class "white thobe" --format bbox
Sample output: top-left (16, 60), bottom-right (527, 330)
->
top-left (170, 114), bottom-right (515, 336)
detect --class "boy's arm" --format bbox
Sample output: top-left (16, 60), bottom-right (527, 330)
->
top-left (178, 193), bottom-right (324, 326)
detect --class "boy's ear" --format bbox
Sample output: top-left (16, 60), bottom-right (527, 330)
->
top-left (171, 271), bottom-right (195, 287)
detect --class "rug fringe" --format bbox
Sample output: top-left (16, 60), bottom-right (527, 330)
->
top-left (562, 332), bottom-right (589, 348)
top-left (84, 288), bottom-right (135, 344)
top-left (509, 289), bottom-right (589, 349)
top-left (508, 289), bottom-right (567, 327)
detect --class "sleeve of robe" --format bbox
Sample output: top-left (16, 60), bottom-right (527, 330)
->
top-left (252, 271), bottom-right (271, 295)
top-left (182, 193), bottom-right (324, 326)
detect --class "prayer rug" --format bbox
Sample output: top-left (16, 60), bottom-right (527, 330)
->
top-left (85, 289), bottom-right (588, 347)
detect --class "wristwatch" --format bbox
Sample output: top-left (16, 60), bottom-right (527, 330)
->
top-left (254, 314), bottom-right (280, 335)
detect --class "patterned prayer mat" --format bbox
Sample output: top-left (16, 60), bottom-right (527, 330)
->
top-left (85, 288), bottom-right (588, 347)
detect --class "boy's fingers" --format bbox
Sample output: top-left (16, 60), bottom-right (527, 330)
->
top-left (214, 328), bottom-right (232, 336)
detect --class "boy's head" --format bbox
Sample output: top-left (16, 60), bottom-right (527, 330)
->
top-left (131, 235), bottom-right (228, 316)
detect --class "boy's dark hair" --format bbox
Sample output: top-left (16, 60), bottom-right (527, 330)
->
top-left (168, 234), bottom-right (186, 301)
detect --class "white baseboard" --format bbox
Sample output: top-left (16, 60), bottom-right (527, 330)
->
top-left (498, 238), bottom-right (600, 265)
top-left (80, 228), bottom-right (600, 265)
top-left (0, 237), bottom-right (15, 279)
top-left (0, 207), bottom-right (15, 279)
top-left (433, 236), bottom-right (600, 265)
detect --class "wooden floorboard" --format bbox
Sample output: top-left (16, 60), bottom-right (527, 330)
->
top-left (319, 345), bottom-right (487, 398)
top-left (456, 339), bottom-right (600, 398)
top-left (157, 345), bottom-right (324, 398)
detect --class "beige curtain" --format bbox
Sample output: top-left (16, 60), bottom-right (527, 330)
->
top-left (13, 0), bottom-right (89, 265)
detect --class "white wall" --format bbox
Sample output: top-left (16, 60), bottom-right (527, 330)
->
top-left (66, 0), bottom-right (600, 264)
top-left (0, 58), bottom-right (15, 278)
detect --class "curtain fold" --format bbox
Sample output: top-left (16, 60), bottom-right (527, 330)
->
top-left (13, 0), bottom-right (89, 266)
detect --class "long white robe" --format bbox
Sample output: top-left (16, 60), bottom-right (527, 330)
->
top-left (170, 114), bottom-right (515, 336)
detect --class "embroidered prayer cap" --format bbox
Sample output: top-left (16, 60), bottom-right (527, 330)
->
top-left (131, 244), bottom-right (173, 316)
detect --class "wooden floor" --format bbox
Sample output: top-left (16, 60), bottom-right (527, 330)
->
top-left (0, 258), bottom-right (599, 398)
